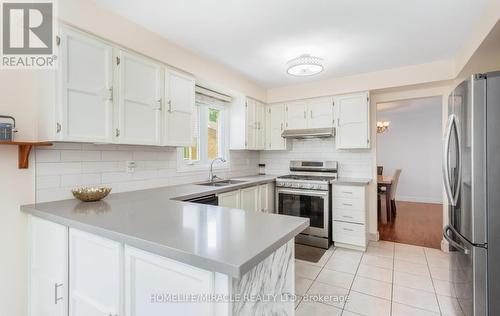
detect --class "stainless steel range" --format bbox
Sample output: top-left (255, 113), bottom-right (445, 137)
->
top-left (276, 161), bottom-right (337, 249)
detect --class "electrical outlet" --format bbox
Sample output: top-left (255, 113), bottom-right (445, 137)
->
top-left (126, 161), bottom-right (136, 173)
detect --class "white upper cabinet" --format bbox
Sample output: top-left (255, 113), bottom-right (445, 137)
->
top-left (58, 27), bottom-right (114, 142)
top-left (69, 229), bottom-right (122, 316)
top-left (115, 51), bottom-right (163, 145)
top-left (286, 98), bottom-right (334, 130)
top-left (244, 98), bottom-right (265, 150)
top-left (265, 103), bottom-right (287, 150)
top-left (163, 69), bottom-right (195, 147)
top-left (334, 92), bottom-right (370, 149)
top-left (29, 216), bottom-right (68, 316)
top-left (245, 98), bottom-right (257, 149)
top-left (308, 97), bottom-right (334, 128)
top-left (286, 101), bottom-right (308, 130)
top-left (255, 101), bottom-right (266, 149)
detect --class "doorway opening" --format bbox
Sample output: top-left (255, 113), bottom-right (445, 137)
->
top-left (376, 96), bottom-right (443, 249)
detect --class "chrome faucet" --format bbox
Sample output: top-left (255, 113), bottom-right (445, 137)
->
top-left (209, 157), bottom-right (226, 182)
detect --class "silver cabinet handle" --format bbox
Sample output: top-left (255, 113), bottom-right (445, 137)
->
top-left (168, 100), bottom-right (172, 112)
top-left (56, 123), bottom-right (61, 133)
top-left (115, 128), bottom-right (120, 137)
top-left (342, 191), bottom-right (353, 194)
top-left (310, 110), bottom-right (313, 118)
top-left (342, 215), bottom-right (353, 219)
top-left (343, 228), bottom-right (354, 232)
top-left (54, 283), bottom-right (63, 304)
top-left (342, 203), bottom-right (353, 206)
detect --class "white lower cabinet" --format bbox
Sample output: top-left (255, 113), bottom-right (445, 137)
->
top-left (217, 182), bottom-right (275, 213)
top-left (125, 246), bottom-right (215, 316)
top-left (259, 183), bottom-right (274, 213)
top-left (29, 216), bottom-right (68, 316)
top-left (69, 229), bottom-right (122, 316)
top-left (240, 186), bottom-right (260, 212)
top-left (332, 184), bottom-right (368, 250)
top-left (217, 190), bottom-right (241, 209)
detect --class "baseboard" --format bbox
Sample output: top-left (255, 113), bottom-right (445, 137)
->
top-left (396, 195), bottom-right (443, 204)
top-left (441, 238), bottom-right (450, 252)
top-left (368, 231), bottom-right (379, 241)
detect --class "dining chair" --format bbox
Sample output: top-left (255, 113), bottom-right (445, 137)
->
top-left (389, 169), bottom-right (402, 217)
top-left (377, 166), bottom-right (383, 176)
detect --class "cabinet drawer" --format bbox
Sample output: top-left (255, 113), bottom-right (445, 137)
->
top-left (334, 185), bottom-right (365, 199)
top-left (334, 197), bottom-right (365, 212)
top-left (334, 221), bottom-right (366, 246)
top-left (334, 209), bottom-right (365, 224)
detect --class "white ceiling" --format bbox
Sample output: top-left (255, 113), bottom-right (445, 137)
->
top-left (95, 0), bottom-right (489, 88)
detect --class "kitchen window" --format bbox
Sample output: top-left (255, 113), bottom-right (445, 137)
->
top-left (178, 94), bottom-right (229, 169)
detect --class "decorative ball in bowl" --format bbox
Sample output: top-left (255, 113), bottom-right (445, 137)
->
top-left (71, 186), bottom-right (112, 202)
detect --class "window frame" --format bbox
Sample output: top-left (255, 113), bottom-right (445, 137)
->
top-left (177, 100), bottom-right (229, 172)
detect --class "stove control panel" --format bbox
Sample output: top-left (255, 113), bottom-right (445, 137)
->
top-left (275, 180), bottom-right (330, 191)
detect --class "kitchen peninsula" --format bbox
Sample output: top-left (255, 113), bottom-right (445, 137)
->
top-left (22, 175), bottom-right (308, 316)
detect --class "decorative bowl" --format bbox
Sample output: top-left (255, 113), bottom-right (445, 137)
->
top-left (71, 186), bottom-right (111, 202)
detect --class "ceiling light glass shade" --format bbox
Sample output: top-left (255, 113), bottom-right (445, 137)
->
top-left (287, 54), bottom-right (324, 76)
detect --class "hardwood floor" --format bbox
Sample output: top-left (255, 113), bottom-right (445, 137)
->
top-left (378, 200), bottom-right (443, 249)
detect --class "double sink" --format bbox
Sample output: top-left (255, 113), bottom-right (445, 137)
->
top-left (196, 179), bottom-right (247, 187)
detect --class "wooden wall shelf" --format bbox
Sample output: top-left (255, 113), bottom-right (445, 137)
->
top-left (0, 141), bottom-right (52, 169)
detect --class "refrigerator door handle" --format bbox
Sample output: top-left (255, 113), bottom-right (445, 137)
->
top-left (442, 114), bottom-right (461, 206)
top-left (443, 225), bottom-right (470, 255)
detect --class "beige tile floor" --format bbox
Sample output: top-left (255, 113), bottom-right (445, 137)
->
top-left (295, 241), bottom-right (465, 316)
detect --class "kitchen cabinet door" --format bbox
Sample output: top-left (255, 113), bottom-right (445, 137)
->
top-left (218, 190), bottom-right (240, 209)
top-left (69, 229), bottom-right (122, 316)
top-left (29, 216), bottom-right (68, 316)
top-left (125, 246), bottom-right (214, 316)
top-left (265, 104), bottom-right (287, 150)
top-left (255, 100), bottom-right (266, 150)
top-left (240, 186), bottom-right (259, 212)
top-left (59, 27), bottom-right (114, 142)
top-left (245, 98), bottom-right (257, 149)
top-left (308, 97), bottom-right (334, 129)
top-left (164, 69), bottom-right (195, 146)
top-left (116, 50), bottom-right (162, 145)
top-left (259, 183), bottom-right (275, 213)
top-left (286, 101), bottom-right (308, 130)
top-left (334, 92), bottom-right (370, 149)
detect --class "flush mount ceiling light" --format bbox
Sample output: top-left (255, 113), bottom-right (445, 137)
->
top-left (286, 54), bottom-right (324, 77)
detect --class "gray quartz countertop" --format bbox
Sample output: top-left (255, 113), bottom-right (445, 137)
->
top-left (335, 177), bottom-right (372, 186)
top-left (21, 175), bottom-right (309, 278)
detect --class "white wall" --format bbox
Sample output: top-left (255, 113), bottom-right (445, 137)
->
top-left (35, 144), bottom-right (259, 202)
top-left (377, 97), bottom-right (443, 204)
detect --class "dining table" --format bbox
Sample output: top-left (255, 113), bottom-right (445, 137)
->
top-left (378, 175), bottom-right (394, 223)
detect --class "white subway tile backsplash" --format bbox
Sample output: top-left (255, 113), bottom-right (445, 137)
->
top-left (36, 175), bottom-right (61, 189)
top-left (101, 151), bottom-right (133, 161)
top-left (37, 162), bottom-right (82, 176)
top-left (60, 173), bottom-right (101, 188)
top-left (35, 150), bottom-right (61, 162)
top-left (61, 150), bottom-right (101, 162)
top-left (261, 139), bottom-right (373, 178)
top-left (82, 161), bottom-right (122, 173)
top-left (35, 143), bottom-right (260, 202)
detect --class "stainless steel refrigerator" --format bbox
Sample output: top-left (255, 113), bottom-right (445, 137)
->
top-left (442, 71), bottom-right (500, 316)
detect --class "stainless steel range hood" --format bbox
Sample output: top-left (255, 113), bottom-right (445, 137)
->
top-left (281, 127), bottom-right (335, 139)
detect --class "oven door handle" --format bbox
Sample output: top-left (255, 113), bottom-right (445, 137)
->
top-left (276, 188), bottom-right (328, 197)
